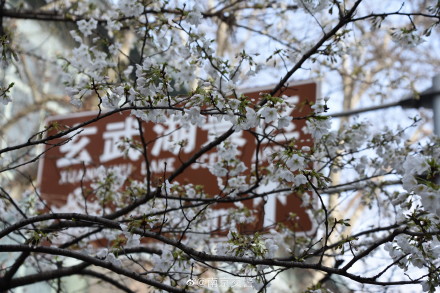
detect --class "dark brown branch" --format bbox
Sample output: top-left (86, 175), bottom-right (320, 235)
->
top-left (0, 0), bottom-right (5, 37)
top-left (0, 245), bottom-right (184, 293)
top-left (81, 270), bottom-right (135, 293)
top-left (0, 262), bottom-right (89, 290)
top-left (267, 0), bottom-right (363, 99)
top-left (0, 9), bottom-right (114, 23)
top-left (167, 127), bottom-right (234, 182)
top-left (1, 252), bottom-right (30, 288)
top-left (0, 244), bottom-right (425, 288)
top-left (341, 228), bottom-right (406, 271)
top-left (352, 12), bottom-right (440, 22)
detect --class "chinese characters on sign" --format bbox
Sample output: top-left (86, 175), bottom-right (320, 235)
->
top-left (38, 82), bottom-right (317, 232)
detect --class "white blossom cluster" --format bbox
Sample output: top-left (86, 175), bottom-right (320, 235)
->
top-left (391, 28), bottom-right (426, 48)
top-left (1, 0), bottom-right (439, 292)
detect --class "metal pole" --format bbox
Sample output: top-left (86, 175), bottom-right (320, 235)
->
top-left (327, 100), bottom-right (402, 118)
top-left (327, 76), bottom-right (440, 126)
top-left (431, 75), bottom-right (440, 185)
top-left (432, 74), bottom-right (440, 136)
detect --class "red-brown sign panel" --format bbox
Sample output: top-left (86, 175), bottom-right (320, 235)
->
top-left (38, 81), bottom-right (317, 233)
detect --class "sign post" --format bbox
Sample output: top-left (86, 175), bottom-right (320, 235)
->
top-left (38, 81), bottom-right (318, 233)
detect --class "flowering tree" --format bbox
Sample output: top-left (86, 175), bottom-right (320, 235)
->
top-left (0, 1), bottom-right (439, 292)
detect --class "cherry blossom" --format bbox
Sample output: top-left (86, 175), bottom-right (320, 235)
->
top-left (0, 1), bottom-right (439, 293)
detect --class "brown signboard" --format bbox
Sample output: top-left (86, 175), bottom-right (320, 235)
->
top-left (38, 81), bottom-right (317, 233)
